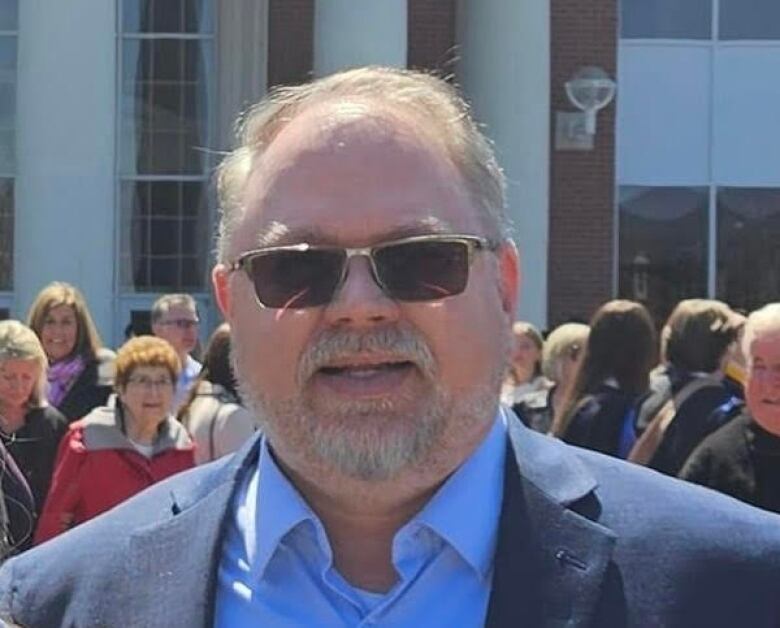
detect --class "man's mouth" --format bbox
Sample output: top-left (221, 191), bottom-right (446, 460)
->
top-left (313, 358), bottom-right (417, 397)
top-left (762, 398), bottom-right (780, 406)
top-left (319, 360), bottom-right (413, 377)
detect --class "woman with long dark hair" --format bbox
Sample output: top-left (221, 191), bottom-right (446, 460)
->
top-left (551, 300), bottom-right (657, 458)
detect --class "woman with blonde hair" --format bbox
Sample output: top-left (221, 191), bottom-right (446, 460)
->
top-left (501, 321), bottom-right (550, 406)
top-left (513, 323), bottom-right (590, 433)
top-left (0, 320), bottom-right (67, 546)
top-left (27, 282), bottom-right (115, 423)
top-left (35, 336), bottom-right (194, 544)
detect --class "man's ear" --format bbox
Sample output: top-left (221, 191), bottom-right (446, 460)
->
top-left (497, 240), bottom-right (520, 318)
top-left (212, 264), bottom-right (232, 320)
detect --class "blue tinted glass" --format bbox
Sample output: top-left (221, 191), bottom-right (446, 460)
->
top-left (621, 0), bottom-right (712, 39)
top-left (122, 0), bottom-right (213, 33)
top-left (720, 0), bottom-right (780, 40)
top-left (618, 186), bottom-right (709, 325)
top-left (0, 1), bottom-right (17, 31)
top-left (717, 188), bottom-right (780, 312)
top-left (0, 36), bottom-right (16, 71)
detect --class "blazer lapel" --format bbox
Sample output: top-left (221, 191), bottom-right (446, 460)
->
top-left (486, 418), bottom-right (617, 628)
top-left (121, 437), bottom-right (261, 627)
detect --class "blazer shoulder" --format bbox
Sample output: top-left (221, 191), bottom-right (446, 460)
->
top-left (0, 434), bottom-right (261, 624)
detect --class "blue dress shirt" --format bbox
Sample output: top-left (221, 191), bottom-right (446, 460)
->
top-left (215, 409), bottom-right (508, 627)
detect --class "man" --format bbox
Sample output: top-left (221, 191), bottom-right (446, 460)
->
top-left (680, 303), bottom-right (780, 513)
top-left (2, 67), bottom-right (780, 627)
top-left (150, 293), bottom-right (202, 407)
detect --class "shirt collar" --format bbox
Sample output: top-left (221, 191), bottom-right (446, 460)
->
top-left (251, 409), bottom-right (508, 581)
top-left (411, 408), bottom-right (507, 579)
top-left (253, 438), bottom-right (316, 579)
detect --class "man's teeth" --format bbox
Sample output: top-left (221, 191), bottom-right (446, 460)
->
top-left (322, 362), bottom-right (408, 376)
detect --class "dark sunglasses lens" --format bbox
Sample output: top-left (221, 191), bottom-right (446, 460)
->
top-left (375, 240), bottom-right (470, 301)
top-left (245, 249), bottom-right (344, 308)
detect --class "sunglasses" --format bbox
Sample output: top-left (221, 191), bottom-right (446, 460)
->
top-left (228, 234), bottom-right (500, 309)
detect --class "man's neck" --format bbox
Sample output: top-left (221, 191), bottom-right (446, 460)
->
top-left (0, 403), bottom-right (26, 433)
top-left (272, 419), bottom-right (493, 592)
top-left (282, 461), bottom-right (441, 592)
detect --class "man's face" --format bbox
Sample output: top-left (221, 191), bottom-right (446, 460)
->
top-left (214, 103), bottom-right (519, 482)
top-left (152, 304), bottom-right (199, 358)
top-left (745, 328), bottom-right (780, 436)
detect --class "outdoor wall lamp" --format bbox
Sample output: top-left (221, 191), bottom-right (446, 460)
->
top-left (555, 65), bottom-right (617, 151)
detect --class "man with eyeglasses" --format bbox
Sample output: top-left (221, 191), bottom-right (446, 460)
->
top-left (150, 293), bottom-right (202, 408)
top-left (3, 67), bottom-right (780, 627)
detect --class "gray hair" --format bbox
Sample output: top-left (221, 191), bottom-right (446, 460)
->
top-left (150, 293), bottom-right (198, 325)
top-left (215, 66), bottom-right (510, 263)
top-left (542, 323), bottom-right (590, 382)
top-left (0, 320), bottom-right (49, 408)
top-left (742, 303), bottom-right (780, 361)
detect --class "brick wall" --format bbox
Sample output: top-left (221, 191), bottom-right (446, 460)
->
top-left (407, 0), bottom-right (457, 74)
top-left (267, 0), bottom-right (314, 88)
top-left (548, 0), bottom-right (618, 327)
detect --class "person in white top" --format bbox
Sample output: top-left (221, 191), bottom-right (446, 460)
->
top-left (150, 293), bottom-right (202, 409)
top-left (176, 323), bottom-right (256, 464)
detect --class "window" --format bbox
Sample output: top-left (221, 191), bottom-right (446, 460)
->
top-left (720, 0), bottom-right (780, 40)
top-left (618, 187), bottom-right (710, 324)
top-left (118, 0), bottom-right (215, 292)
top-left (0, 0), bottom-right (16, 292)
top-left (717, 188), bottom-right (780, 312)
top-left (621, 0), bottom-right (780, 42)
top-left (620, 0), bottom-right (712, 40)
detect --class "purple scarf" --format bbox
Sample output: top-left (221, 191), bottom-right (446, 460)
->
top-left (47, 355), bottom-right (86, 407)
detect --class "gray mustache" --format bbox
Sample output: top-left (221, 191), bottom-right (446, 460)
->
top-left (298, 326), bottom-right (436, 383)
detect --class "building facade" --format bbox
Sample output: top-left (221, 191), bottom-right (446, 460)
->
top-left (0, 0), bottom-right (551, 345)
top-left (0, 0), bottom-right (776, 346)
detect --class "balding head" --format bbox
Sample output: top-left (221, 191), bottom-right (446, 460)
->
top-left (215, 66), bottom-right (510, 264)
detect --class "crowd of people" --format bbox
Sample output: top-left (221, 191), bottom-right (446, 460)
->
top-left (507, 298), bottom-right (780, 513)
top-left (0, 284), bottom-right (258, 557)
top-left (3, 287), bottom-right (778, 562)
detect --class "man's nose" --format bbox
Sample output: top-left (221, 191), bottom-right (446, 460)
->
top-left (323, 256), bottom-right (400, 326)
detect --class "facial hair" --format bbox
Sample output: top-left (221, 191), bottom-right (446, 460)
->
top-left (234, 323), bottom-right (510, 482)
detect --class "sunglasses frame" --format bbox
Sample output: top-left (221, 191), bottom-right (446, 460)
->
top-left (228, 233), bottom-right (501, 309)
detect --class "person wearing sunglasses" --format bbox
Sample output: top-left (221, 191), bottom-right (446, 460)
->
top-left (33, 336), bottom-right (194, 545)
top-left (4, 67), bottom-right (780, 627)
top-left (150, 293), bottom-right (202, 409)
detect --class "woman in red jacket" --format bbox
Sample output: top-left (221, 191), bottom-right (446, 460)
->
top-left (35, 336), bottom-right (194, 544)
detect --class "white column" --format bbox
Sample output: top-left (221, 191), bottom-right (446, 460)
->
top-left (217, 0), bottom-right (268, 149)
top-left (313, 0), bottom-right (407, 77)
top-left (456, 0), bottom-right (551, 328)
top-left (15, 0), bottom-right (116, 337)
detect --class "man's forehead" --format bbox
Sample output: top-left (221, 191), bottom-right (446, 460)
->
top-left (750, 328), bottom-right (780, 354)
top-left (250, 217), bottom-right (455, 248)
top-left (164, 304), bottom-right (196, 318)
top-left (244, 101), bottom-right (455, 200)
top-left (229, 101), bottom-right (479, 255)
